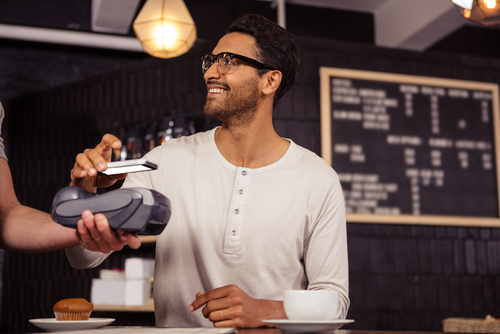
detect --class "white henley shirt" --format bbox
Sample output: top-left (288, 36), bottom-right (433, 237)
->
top-left (66, 127), bottom-right (349, 327)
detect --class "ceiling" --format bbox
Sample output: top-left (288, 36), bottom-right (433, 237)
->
top-left (287, 0), bottom-right (473, 51)
top-left (0, 0), bottom-right (486, 54)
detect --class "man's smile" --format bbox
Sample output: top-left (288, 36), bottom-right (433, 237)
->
top-left (207, 84), bottom-right (228, 98)
top-left (207, 82), bottom-right (229, 97)
top-left (208, 87), bottom-right (227, 94)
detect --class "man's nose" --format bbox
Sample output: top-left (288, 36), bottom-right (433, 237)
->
top-left (204, 62), bottom-right (220, 80)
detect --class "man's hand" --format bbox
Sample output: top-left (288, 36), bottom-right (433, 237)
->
top-left (70, 134), bottom-right (126, 192)
top-left (76, 210), bottom-right (141, 253)
top-left (188, 285), bottom-right (286, 328)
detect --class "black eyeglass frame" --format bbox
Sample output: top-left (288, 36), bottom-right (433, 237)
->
top-left (201, 52), bottom-right (272, 74)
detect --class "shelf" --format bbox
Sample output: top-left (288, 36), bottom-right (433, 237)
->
top-left (138, 236), bottom-right (156, 244)
top-left (94, 304), bottom-right (154, 312)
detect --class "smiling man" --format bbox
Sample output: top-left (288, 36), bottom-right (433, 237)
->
top-left (66, 14), bottom-right (349, 328)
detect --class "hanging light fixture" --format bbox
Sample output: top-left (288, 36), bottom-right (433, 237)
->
top-left (133, 0), bottom-right (197, 59)
top-left (452, 0), bottom-right (500, 26)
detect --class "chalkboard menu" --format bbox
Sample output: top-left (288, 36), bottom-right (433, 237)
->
top-left (320, 67), bottom-right (500, 226)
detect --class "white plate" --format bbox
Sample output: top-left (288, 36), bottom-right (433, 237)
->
top-left (262, 319), bottom-right (354, 333)
top-left (29, 318), bottom-right (115, 332)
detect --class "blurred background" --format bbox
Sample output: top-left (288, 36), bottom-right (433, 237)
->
top-left (2, 0), bottom-right (500, 332)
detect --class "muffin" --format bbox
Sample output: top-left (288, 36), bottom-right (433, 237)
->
top-left (53, 298), bottom-right (94, 321)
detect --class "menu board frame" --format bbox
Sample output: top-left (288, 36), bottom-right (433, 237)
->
top-left (320, 66), bottom-right (500, 227)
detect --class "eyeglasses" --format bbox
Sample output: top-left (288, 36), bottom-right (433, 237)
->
top-left (201, 52), bottom-right (271, 75)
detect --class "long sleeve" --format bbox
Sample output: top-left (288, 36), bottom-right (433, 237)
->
top-left (303, 175), bottom-right (349, 319)
top-left (65, 245), bottom-right (110, 269)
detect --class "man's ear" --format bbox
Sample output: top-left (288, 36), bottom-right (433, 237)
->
top-left (262, 70), bottom-right (282, 95)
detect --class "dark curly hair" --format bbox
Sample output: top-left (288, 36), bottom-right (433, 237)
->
top-left (227, 14), bottom-right (301, 110)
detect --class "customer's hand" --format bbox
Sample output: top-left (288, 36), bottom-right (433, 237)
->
top-left (76, 210), bottom-right (141, 253)
top-left (70, 134), bottom-right (126, 193)
top-left (189, 284), bottom-right (286, 328)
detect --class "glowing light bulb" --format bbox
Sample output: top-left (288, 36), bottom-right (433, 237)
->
top-left (464, 9), bottom-right (472, 17)
top-left (133, 0), bottom-right (197, 58)
top-left (152, 22), bottom-right (179, 50)
top-left (484, 0), bottom-right (496, 8)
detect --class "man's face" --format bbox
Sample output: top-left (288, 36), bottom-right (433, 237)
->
top-left (203, 33), bottom-right (263, 127)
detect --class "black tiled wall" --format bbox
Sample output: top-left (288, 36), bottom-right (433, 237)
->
top-left (347, 224), bottom-right (500, 330)
top-left (0, 39), bottom-right (146, 102)
top-left (2, 36), bottom-right (500, 332)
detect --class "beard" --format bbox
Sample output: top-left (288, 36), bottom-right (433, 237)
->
top-left (203, 76), bottom-right (260, 127)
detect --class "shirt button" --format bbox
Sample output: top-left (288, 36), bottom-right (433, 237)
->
top-left (230, 230), bottom-right (237, 236)
top-left (241, 170), bottom-right (247, 176)
top-left (234, 208), bottom-right (240, 214)
top-left (238, 189), bottom-right (243, 195)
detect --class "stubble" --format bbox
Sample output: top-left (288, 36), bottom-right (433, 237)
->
top-left (203, 76), bottom-right (260, 128)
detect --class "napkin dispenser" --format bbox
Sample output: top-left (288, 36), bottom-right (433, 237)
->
top-left (51, 187), bottom-right (171, 235)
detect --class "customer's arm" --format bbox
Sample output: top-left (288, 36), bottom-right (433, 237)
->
top-left (189, 284), bottom-right (287, 328)
top-left (304, 175), bottom-right (350, 319)
top-left (64, 133), bottom-right (143, 268)
top-left (0, 158), bottom-right (80, 252)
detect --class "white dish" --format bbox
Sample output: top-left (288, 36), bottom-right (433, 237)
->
top-left (262, 319), bottom-right (354, 333)
top-left (29, 318), bottom-right (115, 332)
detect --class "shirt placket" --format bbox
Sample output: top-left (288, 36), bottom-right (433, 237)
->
top-left (223, 167), bottom-right (251, 255)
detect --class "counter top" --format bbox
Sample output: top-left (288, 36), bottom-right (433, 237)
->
top-left (28, 327), bottom-right (448, 334)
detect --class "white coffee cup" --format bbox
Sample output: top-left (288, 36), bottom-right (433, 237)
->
top-left (283, 290), bottom-right (339, 321)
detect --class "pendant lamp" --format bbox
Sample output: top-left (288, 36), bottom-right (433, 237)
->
top-left (133, 0), bottom-right (197, 58)
top-left (452, 0), bottom-right (500, 26)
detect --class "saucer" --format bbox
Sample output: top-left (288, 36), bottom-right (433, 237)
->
top-left (29, 318), bottom-right (115, 332)
top-left (262, 319), bottom-right (354, 333)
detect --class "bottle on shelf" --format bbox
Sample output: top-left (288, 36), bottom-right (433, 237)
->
top-left (125, 123), bottom-right (143, 160)
top-left (156, 114), bottom-right (175, 145)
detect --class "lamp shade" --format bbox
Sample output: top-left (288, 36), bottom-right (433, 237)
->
top-left (452, 0), bottom-right (500, 26)
top-left (133, 0), bottom-right (197, 58)
top-left (452, 0), bottom-right (473, 10)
